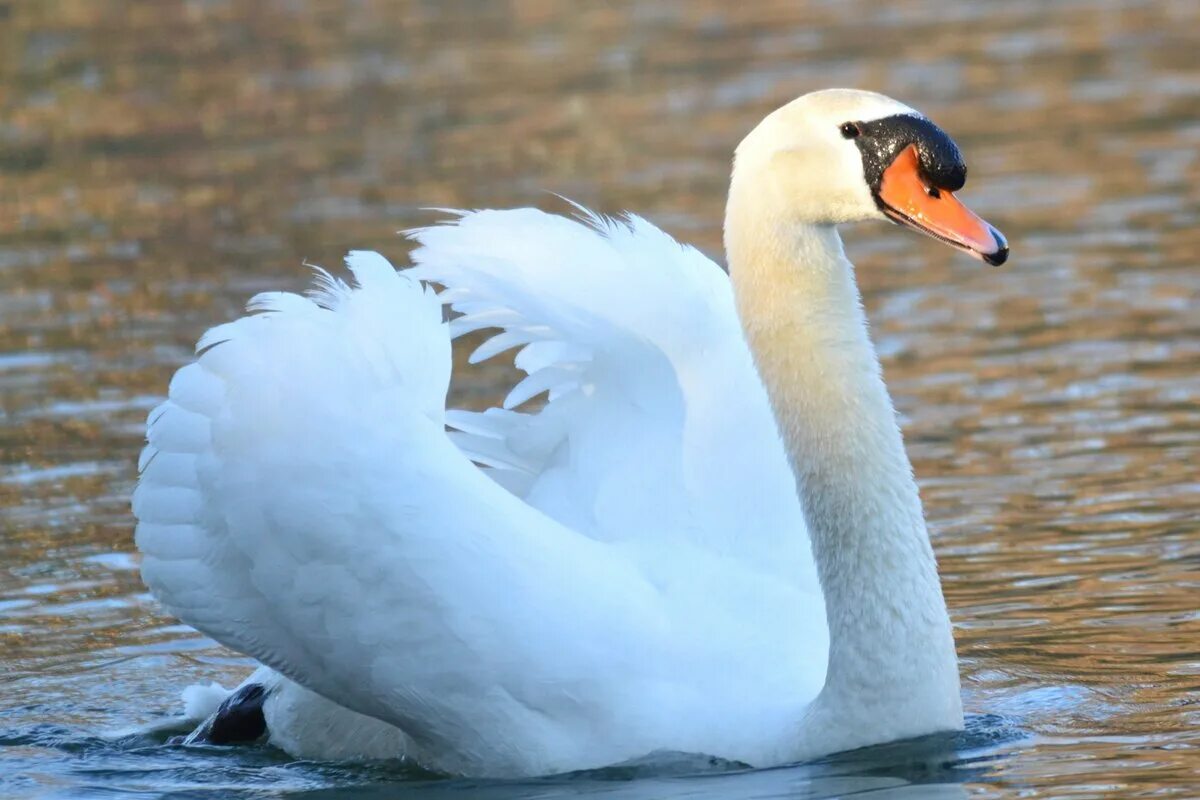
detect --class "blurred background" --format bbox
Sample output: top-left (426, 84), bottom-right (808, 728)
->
top-left (1, 1), bottom-right (1198, 797)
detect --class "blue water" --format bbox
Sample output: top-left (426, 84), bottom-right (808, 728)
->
top-left (1, 711), bottom-right (1021, 799)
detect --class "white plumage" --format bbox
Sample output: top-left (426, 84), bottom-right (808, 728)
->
top-left (136, 89), bottom-right (1002, 777)
top-left (136, 211), bottom-right (825, 776)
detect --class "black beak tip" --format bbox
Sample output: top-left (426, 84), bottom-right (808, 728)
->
top-left (982, 227), bottom-right (1009, 266)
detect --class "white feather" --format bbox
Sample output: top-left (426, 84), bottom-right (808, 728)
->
top-left (136, 209), bottom-right (822, 776)
top-left (135, 82), bottom-right (975, 781)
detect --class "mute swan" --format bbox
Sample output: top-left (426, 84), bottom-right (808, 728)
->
top-left (134, 88), bottom-right (1007, 777)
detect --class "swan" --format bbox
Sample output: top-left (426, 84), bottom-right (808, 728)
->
top-left (133, 88), bottom-right (1008, 777)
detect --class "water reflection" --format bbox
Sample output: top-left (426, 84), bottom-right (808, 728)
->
top-left (4, 715), bottom-right (1014, 799)
top-left (2, 0), bottom-right (1199, 797)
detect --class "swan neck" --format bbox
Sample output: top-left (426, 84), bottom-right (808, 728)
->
top-left (724, 200), bottom-right (962, 752)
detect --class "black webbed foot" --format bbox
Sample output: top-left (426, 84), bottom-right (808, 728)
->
top-left (180, 683), bottom-right (268, 745)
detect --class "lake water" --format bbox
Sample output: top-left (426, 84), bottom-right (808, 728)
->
top-left (2, 1), bottom-right (1198, 797)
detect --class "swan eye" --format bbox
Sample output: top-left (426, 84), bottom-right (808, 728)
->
top-left (839, 122), bottom-right (861, 139)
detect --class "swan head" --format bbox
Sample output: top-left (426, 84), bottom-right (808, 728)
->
top-left (731, 88), bottom-right (1008, 265)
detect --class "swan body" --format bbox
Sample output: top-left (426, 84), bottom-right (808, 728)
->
top-left (135, 89), bottom-right (1007, 776)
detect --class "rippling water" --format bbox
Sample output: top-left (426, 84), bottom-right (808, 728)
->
top-left (2, 1), bottom-right (1198, 797)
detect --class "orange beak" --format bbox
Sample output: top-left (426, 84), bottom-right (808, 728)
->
top-left (876, 145), bottom-right (1008, 266)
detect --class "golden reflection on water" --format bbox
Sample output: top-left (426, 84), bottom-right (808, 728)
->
top-left (2, 1), bottom-right (1199, 796)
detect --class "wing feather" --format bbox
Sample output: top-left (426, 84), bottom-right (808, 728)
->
top-left (137, 209), bottom-right (827, 775)
top-left (409, 208), bottom-right (817, 581)
top-left (136, 253), bottom-right (670, 775)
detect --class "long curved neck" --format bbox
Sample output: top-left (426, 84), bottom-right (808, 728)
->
top-left (725, 194), bottom-right (962, 756)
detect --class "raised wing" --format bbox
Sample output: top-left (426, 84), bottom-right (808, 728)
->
top-left (135, 210), bottom-right (825, 775)
top-left (410, 208), bottom-right (814, 581)
top-left (135, 254), bottom-right (676, 774)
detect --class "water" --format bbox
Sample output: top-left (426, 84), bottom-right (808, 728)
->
top-left (2, 1), bottom-right (1198, 797)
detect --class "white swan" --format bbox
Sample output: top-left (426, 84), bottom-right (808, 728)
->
top-left (134, 88), bottom-right (1007, 777)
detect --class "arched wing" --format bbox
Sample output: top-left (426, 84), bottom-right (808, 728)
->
top-left (135, 209), bottom-right (827, 774)
top-left (134, 254), bottom-right (669, 775)
top-left (410, 208), bottom-right (815, 582)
